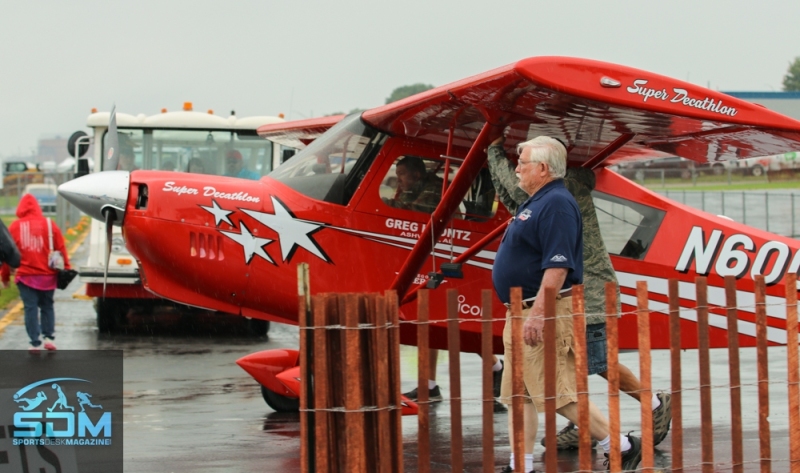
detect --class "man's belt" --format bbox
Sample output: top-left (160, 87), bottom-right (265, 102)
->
top-left (503, 288), bottom-right (573, 309)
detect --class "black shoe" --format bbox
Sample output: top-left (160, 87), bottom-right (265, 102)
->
top-left (493, 400), bottom-right (507, 413)
top-left (603, 433), bottom-right (642, 471)
top-left (493, 359), bottom-right (504, 398)
top-left (402, 385), bottom-right (443, 402)
top-left (498, 465), bottom-right (535, 473)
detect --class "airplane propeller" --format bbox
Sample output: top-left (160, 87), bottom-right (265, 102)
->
top-left (57, 105), bottom-right (130, 299)
top-left (102, 208), bottom-right (117, 297)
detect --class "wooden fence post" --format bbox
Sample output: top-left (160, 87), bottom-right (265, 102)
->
top-left (668, 278), bottom-right (683, 472)
top-left (606, 282), bottom-right (621, 472)
top-left (446, 289), bottom-right (464, 473)
top-left (754, 275), bottom-right (771, 473)
top-left (786, 273), bottom-right (800, 473)
top-left (725, 275), bottom-right (743, 473)
top-left (572, 285), bottom-right (592, 472)
top-left (697, 277), bottom-right (714, 473)
top-left (417, 290), bottom-right (430, 473)
top-left (510, 286), bottom-right (525, 473)
top-left (636, 281), bottom-right (654, 471)
top-left (543, 286), bottom-right (557, 473)
top-left (481, 289), bottom-right (495, 473)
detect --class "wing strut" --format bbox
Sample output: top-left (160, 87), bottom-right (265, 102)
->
top-left (582, 133), bottom-right (636, 170)
top-left (390, 122), bottom-right (495, 301)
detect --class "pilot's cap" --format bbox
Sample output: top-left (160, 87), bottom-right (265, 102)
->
top-left (226, 150), bottom-right (242, 161)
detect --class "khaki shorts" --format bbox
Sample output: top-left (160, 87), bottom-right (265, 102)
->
top-left (499, 296), bottom-right (577, 411)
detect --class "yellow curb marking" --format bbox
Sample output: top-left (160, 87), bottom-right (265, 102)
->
top-left (0, 301), bottom-right (23, 333)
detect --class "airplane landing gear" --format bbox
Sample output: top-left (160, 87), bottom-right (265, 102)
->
top-left (260, 384), bottom-right (299, 412)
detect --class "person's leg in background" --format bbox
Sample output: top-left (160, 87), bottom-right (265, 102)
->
top-left (18, 282), bottom-right (42, 350)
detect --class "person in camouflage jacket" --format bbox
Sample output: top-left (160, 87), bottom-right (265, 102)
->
top-left (487, 134), bottom-right (672, 450)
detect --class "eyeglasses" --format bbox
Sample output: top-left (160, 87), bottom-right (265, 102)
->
top-left (517, 160), bottom-right (540, 167)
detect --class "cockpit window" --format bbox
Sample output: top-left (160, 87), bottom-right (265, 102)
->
top-left (269, 114), bottom-right (385, 205)
top-left (380, 155), bottom-right (497, 220)
top-left (592, 191), bottom-right (665, 259)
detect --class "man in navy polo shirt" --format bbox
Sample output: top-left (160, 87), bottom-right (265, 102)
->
top-left (493, 136), bottom-right (641, 473)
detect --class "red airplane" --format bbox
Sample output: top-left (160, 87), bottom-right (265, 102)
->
top-left (59, 56), bottom-right (800, 412)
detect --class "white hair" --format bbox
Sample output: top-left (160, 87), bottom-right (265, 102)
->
top-left (516, 136), bottom-right (567, 179)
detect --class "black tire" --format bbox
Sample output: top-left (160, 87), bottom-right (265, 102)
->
top-left (67, 131), bottom-right (89, 158)
top-left (260, 385), bottom-right (299, 412)
top-left (96, 298), bottom-right (125, 333)
top-left (751, 165), bottom-right (764, 177)
top-left (245, 318), bottom-right (270, 337)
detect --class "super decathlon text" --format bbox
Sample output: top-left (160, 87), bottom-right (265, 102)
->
top-left (162, 182), bottom-right (260, 203)
top-left (626, 79), bottom-right (738, 117)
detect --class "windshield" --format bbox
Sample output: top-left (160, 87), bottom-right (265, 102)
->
top-left (269, 114), bottom-right (385, 205)
top-left (29, 189), bottom-right (56, 198)
top-left (102, 129), bottom-right (276, 179)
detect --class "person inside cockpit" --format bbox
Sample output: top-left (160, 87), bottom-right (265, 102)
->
top-left (385, 156), bottom-right (441, 213)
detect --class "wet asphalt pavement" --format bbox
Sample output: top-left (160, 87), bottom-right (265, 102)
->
top-left (0, 238), bottom-right (796, 472)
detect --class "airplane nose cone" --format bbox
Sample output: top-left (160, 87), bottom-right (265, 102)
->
top-left (58, 171), bottom-right (130, 224)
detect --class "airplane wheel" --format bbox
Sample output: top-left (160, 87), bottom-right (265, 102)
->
top-left (751, 165), bottom-right (765, 177)
top-left (246, 318), bottom-right (270, 338)
top-left (260, 385), bottom-right (299, 412)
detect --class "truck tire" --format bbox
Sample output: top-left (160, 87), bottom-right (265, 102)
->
top-left (260, 384), bottom-right (299, 412)
top-left (751, 165), bottom-right (765, 177)
top-left (96, 298), bottom-right (124, 333)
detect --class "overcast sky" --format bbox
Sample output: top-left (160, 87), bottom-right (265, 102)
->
top-left (1, 0), bottom-right (799, 158)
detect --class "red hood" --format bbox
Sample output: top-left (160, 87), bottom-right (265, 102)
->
top-left (16, 194), bottom-right (43, 219)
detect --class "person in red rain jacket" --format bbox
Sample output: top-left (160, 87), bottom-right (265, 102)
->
top-left (1, 194), bottom-right (70, 352)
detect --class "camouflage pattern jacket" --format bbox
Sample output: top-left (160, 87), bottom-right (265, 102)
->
top-left (391, 174), bottom-right (442, 214)
top-left (487, 144), bottom-right (619, 324)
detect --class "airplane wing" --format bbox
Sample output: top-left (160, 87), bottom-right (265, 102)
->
top-left (358, 56), bottom-right (800, 167)
top-left (258, 114), bottom-right (345, 149)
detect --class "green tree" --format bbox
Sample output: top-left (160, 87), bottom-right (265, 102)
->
top-left (783, 57), bottom-right (800, 91)
top-left (385, 83), bottom-right (435, 104)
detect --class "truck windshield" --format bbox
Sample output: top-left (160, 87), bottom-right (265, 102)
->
top-left (102, 129), bottom-right (274, 179)
top-left (269, 114), bottom-right (386, 205)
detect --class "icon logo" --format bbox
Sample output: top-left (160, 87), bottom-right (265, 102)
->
top-left (12, 377), bottom-right (112, 446)
top-left (550, 254), bottom-right (567, 263)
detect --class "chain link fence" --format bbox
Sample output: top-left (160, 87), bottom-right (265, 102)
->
top-left (0, 171), bottom-right (82, 230)
top-left (657, 189), bottom-right (800, 238)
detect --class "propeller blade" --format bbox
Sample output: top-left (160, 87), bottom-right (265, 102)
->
top-left (105, 105), bottom-right (120, 171)
top-left (102, 209), bottom-right (116, 298)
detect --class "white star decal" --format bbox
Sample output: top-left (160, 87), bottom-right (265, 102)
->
top-left (219, 221), bottom-right (275, 264)
top-left (200, 200), bottom-right (234, 227)
top-left (242, 196), bottom-right (329, 262)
